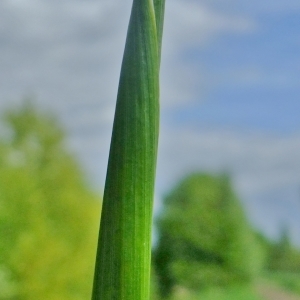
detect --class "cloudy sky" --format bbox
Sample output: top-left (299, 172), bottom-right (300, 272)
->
top-left (1, 0), bottom-right (300, 244)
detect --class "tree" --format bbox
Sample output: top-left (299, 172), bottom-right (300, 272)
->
top-left (268, 224), bottom-right (300, 273)
top-left (153, 173), bottom-right (264, 298)
top-left (0, 102), bottom-right (101, 299)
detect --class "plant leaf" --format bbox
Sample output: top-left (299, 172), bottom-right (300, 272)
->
top-left (91, 0), bottom-right (165, 299)
top-left (153, 0), bottom-right (166, 64)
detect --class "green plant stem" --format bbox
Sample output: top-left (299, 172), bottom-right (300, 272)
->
top-left (91, 0), bottom-right (165, 299)
top-left (154, 0), bottom-right (166, 65)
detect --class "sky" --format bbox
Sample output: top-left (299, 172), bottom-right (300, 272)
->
top-left (0, 0), bottom-right (300, 244)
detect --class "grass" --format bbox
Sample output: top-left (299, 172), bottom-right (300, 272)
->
top-left (170, 284), bottom-right (263, 300)
top-left (264, 271), bottom-right (300, 295)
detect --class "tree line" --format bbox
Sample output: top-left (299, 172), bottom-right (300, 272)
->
top-left (152, 173), bottom-right (300, 299)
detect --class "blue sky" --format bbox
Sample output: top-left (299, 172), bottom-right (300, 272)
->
top-left (0, 0), bottom-right (300, 244)
top-left (167, 5), bottom-right (300, 133)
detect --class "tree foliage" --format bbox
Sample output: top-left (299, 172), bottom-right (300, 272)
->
top-left (0, 102), bottom-right (101, 299)
top-left (153, 173), bottom-right (264, 298)
top-left (267, 225), bottom-right (300, 273)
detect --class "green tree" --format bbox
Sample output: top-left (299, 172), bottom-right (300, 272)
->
top-left (268, 225), bottom-right (300, 273)
top-left (0, 102), bottom-right (101, 299)
top-left (153, 173), bottom-right (264, 298)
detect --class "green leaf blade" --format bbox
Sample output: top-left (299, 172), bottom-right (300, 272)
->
top-left (154, 0), bottom-right (166, 64)
top-left (92, 0), bottom-right (164, 299)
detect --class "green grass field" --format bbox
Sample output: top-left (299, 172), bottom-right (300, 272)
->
top-left (264, 272), bottom-right (300, 295)
top-left (170, 284), bottom-right (263, 300)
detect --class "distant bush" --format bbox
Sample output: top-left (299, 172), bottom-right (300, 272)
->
top-left (153, 173), bottom-right (264, 298)
top-left (267, 226), bottom-right (300, 273)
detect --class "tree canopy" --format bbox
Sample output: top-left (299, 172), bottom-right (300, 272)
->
top-left (0, 102), bottom-right (101, 299)
top-left (153, 173), bottom-right (264, 298)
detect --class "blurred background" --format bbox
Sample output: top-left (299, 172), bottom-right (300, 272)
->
top-left (0, 0), bottom-right (300, 299)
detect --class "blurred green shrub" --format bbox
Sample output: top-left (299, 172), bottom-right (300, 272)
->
top-left (267, 226), bottom-right (300, 273)
top-left (0, 102), bottom-right (101, 299)
top-left (153, 173), bottom-right (264, 298)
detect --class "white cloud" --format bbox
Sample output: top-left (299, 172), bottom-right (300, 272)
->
top-left (198, 0), bottom-right (300, 14)
top-left (160, 0), bottom-right (257, 108)
top-left (0, 0), bottom-right (131, 109)
top-left (165, 1), bottom-right (256, 47)
top-left (0, 0), bottom-right (257, 111)
top-left (209, 66), bottom-right (300, 90)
